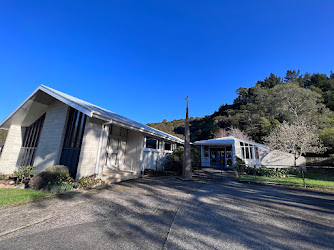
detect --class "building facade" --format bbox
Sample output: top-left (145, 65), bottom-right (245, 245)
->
top-left (194, 137), bottom-right (305, 168)
top-left (0, 85), bottom-right (183, 182)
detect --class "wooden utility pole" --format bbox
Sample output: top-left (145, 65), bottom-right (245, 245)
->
top-left (183, 96), bottom-right (192, 179)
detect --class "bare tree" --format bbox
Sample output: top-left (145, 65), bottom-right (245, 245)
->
top-left (214, 128), bottom-right (228, 138)
top-left (228, 126), bottom-right (251, 141)
top-left (264, 120), bottom-right (326, 186)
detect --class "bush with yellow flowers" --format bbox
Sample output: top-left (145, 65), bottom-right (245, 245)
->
top-left (76, 174), bottom-right (101, 189)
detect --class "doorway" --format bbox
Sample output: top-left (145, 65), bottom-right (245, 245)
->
top-left (210, 146), bottom-right (233, 168)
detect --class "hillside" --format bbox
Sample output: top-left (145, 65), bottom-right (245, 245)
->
top-left (148, 70), bottom-right (334, 152)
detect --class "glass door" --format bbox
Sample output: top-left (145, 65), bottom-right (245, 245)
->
top-left (210, 148), bottom-right (226, 167)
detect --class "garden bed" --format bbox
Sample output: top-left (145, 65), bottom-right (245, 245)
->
top-left (0, 183), bottom-right (25, 189)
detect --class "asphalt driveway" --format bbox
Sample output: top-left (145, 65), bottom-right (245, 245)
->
top-left (0, 169), bottom-right (333, 249)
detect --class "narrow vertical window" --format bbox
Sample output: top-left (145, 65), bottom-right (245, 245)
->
top-left (59, 108), bottom-right (86, 177)
top-left (17, 114), bottom-right (46, 166)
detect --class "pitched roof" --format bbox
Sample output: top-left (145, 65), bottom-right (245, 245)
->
top-left (1, 85), bottom-right (184, 144)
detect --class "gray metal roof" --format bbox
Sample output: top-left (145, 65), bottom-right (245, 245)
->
top-left (1, 85), bottom-right (184, 144)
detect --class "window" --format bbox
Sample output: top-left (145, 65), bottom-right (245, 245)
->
top-left (164, 142), bottom-right (171, 151)
top-left (59, 108), bottom-right (87, 177)
top-left (241, 145), bottom-right (245, 159)
top-left (240, 142), bottom-right (259, 160)
top-left (249, 146), bottom-right (253, 159)
top-left (204, 146), bottom-right (209, 158)
top-left (245, 143), bottom-right (250, 159)
top-left (17, 114), bottom-right (46, 167)
top-left (120, 127), bottom-right (128, 137)
top-left (146, 137), bottom-right (158, 149)
top-left (255, 147), bottom-right (260, 159)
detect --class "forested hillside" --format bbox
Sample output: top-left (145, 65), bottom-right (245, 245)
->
top-left (148, 70), bottom-right (334, 152)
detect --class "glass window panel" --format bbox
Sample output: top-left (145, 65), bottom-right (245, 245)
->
top-left (17, 114), bottom-right (45, 166)
top-left (245, 147), bottom-right (250, 159)
top-left (111, 139), bottom-right (119, 152)
top-left (219, 149), bottom-right (225, 158)
top-left (211, 149), bottom-right (216, 158)
top-left (112, 126), bottom-right (120, 136)
top-left (219, 159), bottom-right (225, 165)
top-left (164, 142), bottom-right (171, 151)
top-left (255, 147), bottom-right (260, 159)
top-left (111, 153), bottom-right (117, 165)
top-left (120, 128), bottom-right (128, 137)
top-left (146, 137), bottom-right (157, 149)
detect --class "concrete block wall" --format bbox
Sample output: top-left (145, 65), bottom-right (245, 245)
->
top-left (76, 117), bottom-right (103, 178)
top-left (34, 101), bottom-right (69, 171)
top-left (0, 125), bottom-right (24, 174)
top-left (96, 125), bottom-right (108, 177)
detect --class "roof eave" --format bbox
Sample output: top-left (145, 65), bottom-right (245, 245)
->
top-left (93, 113), bottom-right (183, 144)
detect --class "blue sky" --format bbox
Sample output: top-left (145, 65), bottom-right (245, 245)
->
top-left (0, 1), bottom-right (333, 124)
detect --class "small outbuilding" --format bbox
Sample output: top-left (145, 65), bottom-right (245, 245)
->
top-left (194, 136), bottom-right (305, 168)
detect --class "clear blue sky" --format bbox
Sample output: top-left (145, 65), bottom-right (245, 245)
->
top-left (0, 1), bottom-right (333, 124)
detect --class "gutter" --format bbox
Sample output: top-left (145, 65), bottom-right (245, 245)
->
top-left (92, 112), bottom-right (184, 144)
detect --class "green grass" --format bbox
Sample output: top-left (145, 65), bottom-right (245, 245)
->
top-left (240, 173), bottom-right (334, 188)
top-left (0, 189), bottom-right (50, 207)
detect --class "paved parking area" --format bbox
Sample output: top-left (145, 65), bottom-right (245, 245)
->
top-left (0, 169), bottom-right (333, 249)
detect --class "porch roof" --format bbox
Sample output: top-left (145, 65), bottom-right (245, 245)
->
top-left (0, 85), bottom-right (184, 144)
top-left (193, 136), bottom-right (268, 148)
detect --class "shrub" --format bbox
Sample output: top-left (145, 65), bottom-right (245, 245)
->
top-left (42, 165), bottom-right (70, 175)
top-left (13, 166), bottom-right (37, 183)
top-left (238, 164), bottom-right (300, 178)
top-left (164, 146), bottom-right (201, 174)
top-left (28, 165), bottom-right (71, 191)
top-left (0, 173), bottom-right (9, 180)
top-left (28, 175), bottom-right (45, 190)
top-left (76, 174), bottom-right (101, 189)
top-left (37, 165), bottom-right (69, 185)
top-left (42, 173), bottom-right (75, 193)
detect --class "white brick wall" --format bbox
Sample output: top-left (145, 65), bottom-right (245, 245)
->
top-left (0, 125), bottom-right (24, 174)
top-left (76, 117), bottom-right (103, 178)
top-left (34, 101), bottom-right (69, 171)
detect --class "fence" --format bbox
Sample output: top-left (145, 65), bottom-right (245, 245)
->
top-left (236, 164), bottom-right (334, 189)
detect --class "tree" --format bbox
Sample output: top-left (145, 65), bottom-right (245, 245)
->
top-left (284, 70), bottom-right (301, 82)
top-left (319, 126), bottom-right (334, 154)
top-left (264, 121), bottom-right (326, 186)
top-left (270, 83), bottom-right (326, 124)
top-left (256, 73), bottom-right (282, 88)
top-left (227, 126), bottom-right (251, 141)
top-left (214, 128), bottom-right (228, 138)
